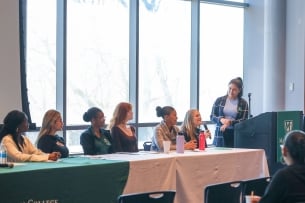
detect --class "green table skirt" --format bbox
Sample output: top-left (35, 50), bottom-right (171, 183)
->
top-left (0, 157), bottom-right (129, 203)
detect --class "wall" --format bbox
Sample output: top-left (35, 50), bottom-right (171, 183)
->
top-left (285, 0), bottom-right (305, 111)
top-left (243, 0), bottom-right (265, 117)
top-left (0, 0), bottom-right (22, 120)
top-left (244, 0), bottom-right (304, 116)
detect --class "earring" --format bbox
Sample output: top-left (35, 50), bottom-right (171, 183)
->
top-left (16, 128), bottom-right (19, 133)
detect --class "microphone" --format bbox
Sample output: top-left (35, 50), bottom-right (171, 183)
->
top-left (248, 92), bottom-right (253, 118)
top-left (0, 163), bottom-right (14, 168)
top-left (203, 124), bottom-right (211, 139)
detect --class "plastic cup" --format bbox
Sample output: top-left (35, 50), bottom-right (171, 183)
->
top-left (245, 195), bottom-right (260, 203)
top-left (163, 141), bottom-right (171, 153)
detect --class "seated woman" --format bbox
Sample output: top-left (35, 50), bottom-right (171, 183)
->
top-left (151, 106), bottom-right (197, 152)
top-left (180, 109), bottom-right (211, 149)
top-left (257, 130), bottom-right (305, 203)
top-left (109, 102), bottom-right (138, 152)
top-left (36, 109), bottom-right (69, 158)
top-left (0, 110), bottom-right (60, 162)
top-left (80, 107), bottom-right (112, 155)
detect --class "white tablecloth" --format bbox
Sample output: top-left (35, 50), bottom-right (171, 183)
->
top-left (103, 147), bottom-right (269, 203)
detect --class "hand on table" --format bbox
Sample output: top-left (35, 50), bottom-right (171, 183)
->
top-left (184, 140), bottom-right (197, 150)
top-left (48, 152), bottom-right (61, 161)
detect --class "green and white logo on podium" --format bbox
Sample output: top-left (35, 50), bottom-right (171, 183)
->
top-left (276, 111), bottom-right (302, 162)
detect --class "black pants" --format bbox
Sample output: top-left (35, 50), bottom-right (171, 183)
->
top-left (223, 128), bottom-right (234, 148)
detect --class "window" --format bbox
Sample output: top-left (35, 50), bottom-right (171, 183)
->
top-left (23, 0), bottom-right (245, 151)
top-left (26, 0), bottom-right (57, 126)
top-left (138, 0), bottom-right (191, 123)
top-left (66, 0), bottom-right (130, 125)
top-left (199, 3), bottom-right (244, 121)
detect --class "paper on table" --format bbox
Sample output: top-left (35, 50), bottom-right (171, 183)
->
top-left (12, 163), bottom-right (26, 166)
top-left (83, 155), bottom-right (106, 159)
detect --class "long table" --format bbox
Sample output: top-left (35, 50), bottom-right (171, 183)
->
top-left (0, 147), bottom-right (269, 203)
top-left (103, 147), bottom-right (269, 203)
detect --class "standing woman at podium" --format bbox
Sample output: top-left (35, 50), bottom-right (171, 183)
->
top-left (210, 77), bottom-right (249, 147)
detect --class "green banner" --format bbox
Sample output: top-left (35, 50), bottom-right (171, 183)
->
top-left (276, 111), bottom-right (302, 162)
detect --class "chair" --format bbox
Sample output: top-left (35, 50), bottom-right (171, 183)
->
top-left (117, 191), bottom-right (176, 203)
top-left (204, 181), bottom-right (243, 203)
top-left (242, 177), bottom-right (271, 203)
top-left (143, 141), bottom-right (152, 151)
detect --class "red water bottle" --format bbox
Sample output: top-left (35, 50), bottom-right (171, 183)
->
top-left (199, 131), bottom-right (206, 150)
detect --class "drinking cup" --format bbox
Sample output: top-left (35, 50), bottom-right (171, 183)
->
top-left (163, 141), bottom-right (171, 153)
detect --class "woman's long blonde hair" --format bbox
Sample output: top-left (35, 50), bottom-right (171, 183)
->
top-left (181, 109), bottom-right (199, 140)
top-left (36, 109), bottom-right (61, 144)
top-left (108, 102), bottom-right (132, 131)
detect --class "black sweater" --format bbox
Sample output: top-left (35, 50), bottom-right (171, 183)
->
top-left (37, 134), bottom-right (69, 158)
top-left (259, 164), bottom-right (305, 203)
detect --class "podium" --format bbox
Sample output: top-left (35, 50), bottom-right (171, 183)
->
top-left (234, 111), bottom-right (303, 175)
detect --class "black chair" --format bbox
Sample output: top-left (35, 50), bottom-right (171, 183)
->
top-left (204, 181), bottom-right (243, 203)
top-left (143, 141), bottom-right (152, 151)
top-left (117, 191), bottom-right (176, 203)
top-left (242, 177), bottom-right (271, 203)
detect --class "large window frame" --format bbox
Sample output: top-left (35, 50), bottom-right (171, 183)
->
top-left (21, 0), bottom-right (249, 152)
